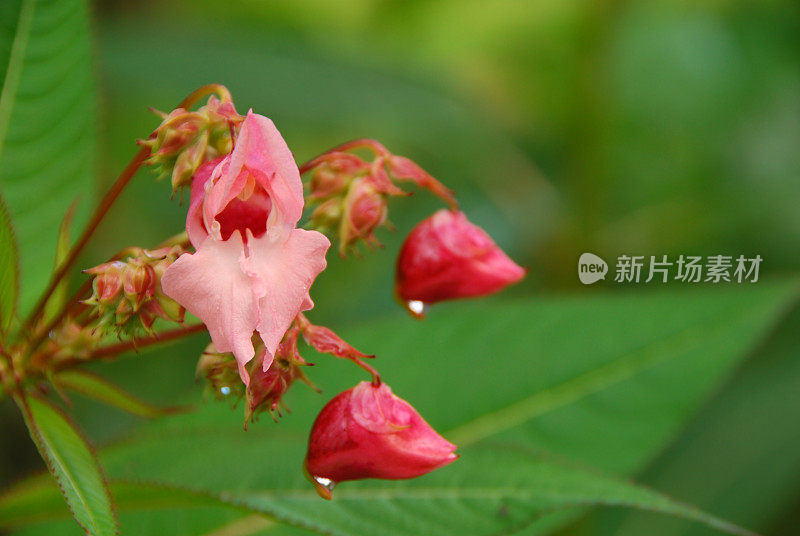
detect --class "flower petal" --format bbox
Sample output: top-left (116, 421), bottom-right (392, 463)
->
top-left (186, 157), bottom-right (224, 248)
top-left (161, 231), bottom-right (258, 383)
top-left (242, 228), bottom-right (330, 366)
top-left (204, 112), bottom-right (303, 243)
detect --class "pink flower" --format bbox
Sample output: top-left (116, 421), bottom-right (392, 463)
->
top-left (395, 209), bottom-right (525, 312)
top-left (304, 381), bottom-right (457, 498)
top-left (162, 112), bottom-right (330, 385)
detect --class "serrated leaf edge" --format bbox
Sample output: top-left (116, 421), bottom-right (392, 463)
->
top-left (14, 392), bottom-right (119, 536)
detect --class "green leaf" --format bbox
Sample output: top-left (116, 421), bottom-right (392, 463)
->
top-left (4, 283), bottom-right (795, 535)
top-left (43, 203), bottom-right (75, 321)
top-left (0, 478), bottom-right (311, 536)
top-left (0, 0), bottom-right (97, 317)
top-left (0, 477), bottom-right (228, 530)
top-left (0, 191), bottom-right (18, 333)
top-left (95, 284), bottom-right (799, 533)
top-left (564, 304), bottom-right (800, 536)
top-left (0, 450), bottom-right (754, 536)
top-left (53, 369), bottom-right (188, 419)
top-left (231, 446), bottom-right (758, 536)
top-left (15, 392), bottom-right (118, 536)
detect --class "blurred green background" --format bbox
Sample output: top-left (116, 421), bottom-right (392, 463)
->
top-left (1, 0), bottom-right (799, 535)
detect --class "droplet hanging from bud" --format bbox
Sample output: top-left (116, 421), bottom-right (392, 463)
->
top-left (395, 209), bottom-right (526, 315)
top-left (404, 299), bottom-right (427, 319)
top-left (304, 381), bottom-right (457, 498)
top-left (303, 459), bottom-right (336, 500)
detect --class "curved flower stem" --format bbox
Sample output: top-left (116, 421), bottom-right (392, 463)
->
top-left (297, 139), bottom-right (389, 175)
top-left (349, 356), bottom-right (381, 386)
top-left (179, 84), bottom-right (232, 110)
top-left (21, 85), bottom-right (226, 342)
top-left (21, 147), bottom-right (152, 338)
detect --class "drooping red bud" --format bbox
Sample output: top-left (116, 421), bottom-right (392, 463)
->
top-left (304, 381), bottom-right (457, 499)
top-left (246, 350), bottom-right (295, 422)
top-left (396, 209), bottom-right (526, 317)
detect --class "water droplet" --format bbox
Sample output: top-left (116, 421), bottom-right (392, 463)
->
top-left (405, 300), bottom-right (427, 319)
top-left (311, 475), bottom-right (336, 500)
top-left (220, 386), bottom-right (231, 396)
top-left (303, 459), bottom-right (337, 500)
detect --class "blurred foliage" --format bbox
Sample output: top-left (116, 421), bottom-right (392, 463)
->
top-left (1, 0), bottom-right (799, 534)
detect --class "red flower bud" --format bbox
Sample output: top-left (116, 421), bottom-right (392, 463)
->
top-left (246, 352), bottom-right (295, 421)
top-left (396, 209), bottom-right (526, 315)
top-left (340, 177), bottom-right (387, 252)
top-left (308, 153), bottom-right (364, 200)
top-left (122, 262), bottom-right (156, 309)
top-left (85, 261), bottom-right (124, 304)
top-left (304, 381), bottom-right (457, 499)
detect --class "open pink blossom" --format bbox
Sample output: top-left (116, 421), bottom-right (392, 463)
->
top-left (162, 112), bottom-right (330, 384)
top-left (396, 209), bottom-right (525, 311)
top-left (304, 381), bottom-right (457, 498)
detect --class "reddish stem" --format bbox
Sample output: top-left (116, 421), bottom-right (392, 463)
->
top-left (350, 356), bottom-right (381, 386)
top-left (22, 147), bottom-right (151, 336)
top-left (298, 139), bottom-right (389, 175)
top-left (21, 85), bottom-right (227, 341)
top-left (80, 323), bottom-right (207, 363)
top-left (24, 279), bottom-right (94, 360)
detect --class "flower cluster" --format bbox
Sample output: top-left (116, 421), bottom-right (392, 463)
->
top-left (79, 85), bottom-right (526, 497)
top-left (304, 139), bottom-right (458, 255)
top-left (0, 82), bottom-right (528, 536)
top-left (84, 246), bottom-right (186, 335)
top-left (140, 89), bottom-right (243, 193)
